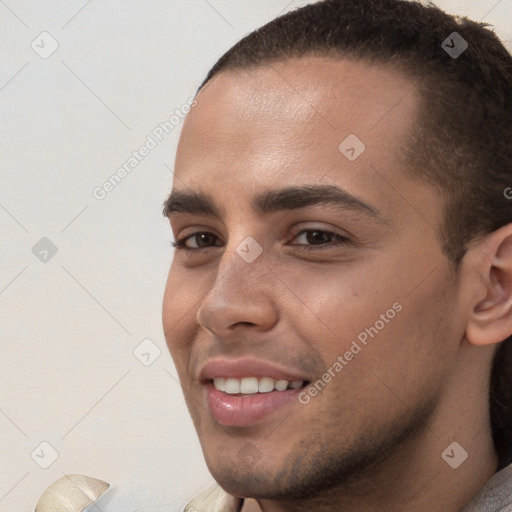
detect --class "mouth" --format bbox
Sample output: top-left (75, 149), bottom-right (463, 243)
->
top-left (199, 357), bottom-right (313, 427)
top-left (202, 376), bottom-right (311, 427)
top-left (212, 376), bottom-right (306, 394)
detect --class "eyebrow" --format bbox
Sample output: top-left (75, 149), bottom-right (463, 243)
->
top-left (162, 184), bottom-right (384, 222)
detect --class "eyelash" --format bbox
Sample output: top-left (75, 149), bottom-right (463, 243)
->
top-left (171, 229), bottom-right (349, 252)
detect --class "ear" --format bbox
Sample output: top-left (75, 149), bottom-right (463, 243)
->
top-left (465, 223), bottom-right (512, 346)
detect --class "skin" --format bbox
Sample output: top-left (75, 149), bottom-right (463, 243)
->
top-left (162, 56), bottom-right (512, 511)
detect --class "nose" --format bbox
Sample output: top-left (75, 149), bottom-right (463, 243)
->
top-left (196, 245), bottom-right (279, 338)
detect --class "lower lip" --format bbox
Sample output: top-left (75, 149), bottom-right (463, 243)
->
top-left (204, 382), bottom-right (305, 427)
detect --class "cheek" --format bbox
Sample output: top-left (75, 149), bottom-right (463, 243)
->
top-left (162, 267), bottom-right (201, 377)
top-left (162, 263), bottom-right (205, 346)
top-left (279, 258), bottom-right (457, 393)
top-left (274, 262), bottom-right (399, 358)
top-left (385, 278), bottom-right (459, 381)
top-left (334, 272), bottom-right (459, 407)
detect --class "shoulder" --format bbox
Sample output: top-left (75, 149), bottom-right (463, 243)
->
top-left (462, 463), bottom-right (512, 511)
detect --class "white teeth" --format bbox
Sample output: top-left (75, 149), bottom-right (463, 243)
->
top-left (224, 378), bottom-right (240, 394)
top-left (240, 377), bottom-right (259, 394)
top-left (212, 377), bottom-right (305, 394)
top-left (258, 377), bottom-right (275, 393)
top-left (275, 380), bottom-right (288, 391)
top-left (213, 378), bottom-right (225, 392)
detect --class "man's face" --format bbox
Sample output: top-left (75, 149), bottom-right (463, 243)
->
top-left (162, 57), bottom-right (464, 499)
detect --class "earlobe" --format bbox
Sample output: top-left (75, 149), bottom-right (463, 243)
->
top-left (465, 226), bottom-right (512, 347)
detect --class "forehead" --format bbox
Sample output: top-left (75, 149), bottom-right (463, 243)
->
top-left (172, 56), bottom-right (431, 221)
top-left (177, 56), bottom-right (418, 164)
top-left (183, 57), bottom-right (417, 138)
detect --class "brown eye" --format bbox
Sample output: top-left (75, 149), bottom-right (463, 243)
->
top-left (291, 229), bottom-right (348, 248)
top-left (172, 232), bottom-right (222, 250)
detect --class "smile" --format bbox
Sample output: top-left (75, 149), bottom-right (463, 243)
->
top-left (204, 379), bottom-right (310, 427)
top-left (212, 376), bottom-right (304, 394)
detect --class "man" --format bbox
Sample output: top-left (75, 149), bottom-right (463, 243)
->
top-left (162, 0), bottom-right (512, 510)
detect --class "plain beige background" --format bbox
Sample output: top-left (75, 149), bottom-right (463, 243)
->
top-left (1, 1), bottom-right (511, 510)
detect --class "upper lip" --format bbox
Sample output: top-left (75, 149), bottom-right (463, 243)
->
top-left (199, 357), bottom-right (311, 383)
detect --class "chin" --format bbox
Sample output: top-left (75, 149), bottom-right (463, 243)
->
top-left (204, 452), bottom-right (282, 498)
